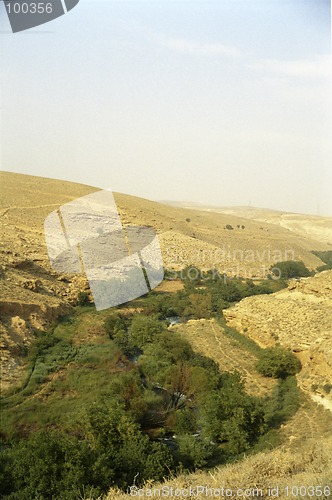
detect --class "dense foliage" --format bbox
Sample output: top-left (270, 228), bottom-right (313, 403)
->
top-left (255, 346), bottom-right (302, 379)
top-left (270, 260), bottom-right (311, 279)
top-left (0, 266), bottom-right (302, 498)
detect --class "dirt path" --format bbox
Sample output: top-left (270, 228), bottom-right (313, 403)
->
top-left (280, 393), bottom-right (332, 449)
top-left (1, 203), bottom-right (61, 214)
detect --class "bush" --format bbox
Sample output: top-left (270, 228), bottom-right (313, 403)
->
top-left (270, 260), bottom-right (311, 279)
top-left (104, 313), bottom-right (129, 338)
top-left (264, 376), bottom-right (301, 428)
top-left (256, 346), bottom-right (301, 379)
top-left (128, 314), bottom-right (165, 349)
top-left (85, 402), bottom-right (174, 489)
top-left (77, 291), bottom-right (90, 306)
top-left (176, 434), bottom-right (213, 469)
top-left (312, 250), bottom-right (332, 271)
top-left (184, 293), bottom-right (213, 319)
top-left (200, 373), bottom-right (266, 455)
top-left (0, 430), bottom-right (98, 499)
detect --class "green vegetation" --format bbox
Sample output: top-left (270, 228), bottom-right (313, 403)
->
top-left (219, 319), bottom-right (263, 357)
top-left (0, 266), bottom-right (302, 498)
top-left (270, 260), bottom-right (311, 279)
top-left (147, 267), bottom-right (286, 319)
top-left (263, 376), bottom-right (302, 428)
top-left (312, 250), bottom-right (332, 271)
top-left (255, 346), bottom-right (302, 379)
top-left (77, 291), bottom-right (90, 306)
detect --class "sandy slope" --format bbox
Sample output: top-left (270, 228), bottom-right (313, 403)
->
top-left (224, 271), bottom-right (332, 406)
top-left (164, 202), bottom-right (332, 245)
top-left (0, 171), bottom-right (330, 389)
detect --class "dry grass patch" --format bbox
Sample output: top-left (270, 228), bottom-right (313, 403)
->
top-left (106, 436), bottom-right (332, 499)
top-left (171, 318), bottom-right (276, 397)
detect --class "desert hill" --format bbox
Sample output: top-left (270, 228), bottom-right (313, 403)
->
top-left (224, 270), bottom-right (332, 409)
top-left (163, 201), bottom-right (332, 246)
top-left (1, 171), bottom-right (332, 498)
top-left (0, 171), bottom-right (330, 390)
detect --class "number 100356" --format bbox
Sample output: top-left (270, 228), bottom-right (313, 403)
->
top-left (5, 3), bottom-right (53, 14)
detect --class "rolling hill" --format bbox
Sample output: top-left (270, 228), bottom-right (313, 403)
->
top-left (1, 171), bottom-right (332, 499)
top-left (0, 171), bottom-right (330, 389)
top-left (162, 201), bottom-right (332, 246)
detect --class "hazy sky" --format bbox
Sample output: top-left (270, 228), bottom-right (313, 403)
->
top-left (1, 0), bottom-right (331, 215)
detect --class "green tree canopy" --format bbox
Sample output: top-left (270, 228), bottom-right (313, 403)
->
top-left (128, 314), bottom-right (165, 349)
top-left (270, 260), bottom-right (311, 279)
top-left (255, 346), bottom-right (302, 379)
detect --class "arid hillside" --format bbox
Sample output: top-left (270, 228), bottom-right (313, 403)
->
top-left (0, 171), bottom-right (330, 391)
top-left (1, 172), bottom-right (332, 499)
top-left (107, 436), bottom-right (332, 499)
top-left (224, 271), bottom-right (332, 408)
top-left (165, 202), bottom-right (332, 246)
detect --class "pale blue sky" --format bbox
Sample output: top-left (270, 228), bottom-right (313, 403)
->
top-left (1, 0), bottom-right (331, 215)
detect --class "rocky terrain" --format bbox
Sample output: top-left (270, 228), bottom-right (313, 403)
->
top-left (0, 171), bottom-right (330, 391)
top-left (216, 207), bottom-right (332, 246)
top-left (1, 171), bottom-right (331, 499)
top-left (224, 270), bottom-right (332, 406)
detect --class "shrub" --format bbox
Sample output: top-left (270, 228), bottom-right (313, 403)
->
top-left (128, 314), bottom-right (165, 349)
top-left (270, 260), bottom-right (311, 279)
top-left (77, 291), bottom-right (90, 306)
top-left (256, 346), bottom-right (301, 379)
top-left (104, 313), bottom-right (128, 338)
top-left (0, 430), bottom-right (98, 499)
top-left (312, 250), bottom-right (332, 271)
top-left (200, 373), bottom-right (266, 455)
top-left (176, 434), bottom-right (213, 469)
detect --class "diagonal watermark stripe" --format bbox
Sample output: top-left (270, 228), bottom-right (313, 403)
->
top-left (44, 190), bottom-right (164, 310)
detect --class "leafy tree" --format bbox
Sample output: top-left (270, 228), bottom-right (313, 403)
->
top-left (184, 293), bottom-right (213, 319)
top-left (128, 314), bottom-right (165, 349)
top-left (191, 352), bottom-right (221, 380)
top-left (173, 408), bottom-right (197, 434)
top-left (108, 371), bottom-right (147, 422)
top-left (85, 401), bottom-right (174, 489)
top-left (0, 430), bottom-right (98, 500)
top-left (138, 334), bottom-right (194, 399)
top-left (200, 372), bottom-right (266, 455)
top-left (256, 346), bottom-right (301, 379)
top-left (176, 434), bottom-right (213, 469)
top-left (161, 363), bottom-right (213, 410)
